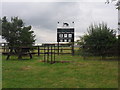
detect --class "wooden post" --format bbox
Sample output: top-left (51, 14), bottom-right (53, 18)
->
top-left (58, 42), bottom-right (59, 55)
top-left (44, 46), bottom-right (45, 62)
top-left (4, 43), bottom-right (5, 52)
top-left (51, 45), bottom-right (52, 63)
top-left (38, 46), bottom-right (40, 56)
top-left (54, 45), bottom-right (55, 62)
top-left (47, 45), bottom-right (49, 62)
top-left (72, 42), bottom-right (74, 56)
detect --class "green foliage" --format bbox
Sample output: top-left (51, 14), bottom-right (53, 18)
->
top-left (0, 19), bottom-right (1, 35)
top-left (78, 23), bottom-right (117, 57)
top-left (118, 35), bottom-right (120, 55)
top-left (1, 16), bottom-right (36, 47)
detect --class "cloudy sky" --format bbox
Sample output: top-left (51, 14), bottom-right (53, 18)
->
top-left (0, 0), bottom-right (118, 44)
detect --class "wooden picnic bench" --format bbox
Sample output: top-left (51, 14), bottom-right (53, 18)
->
top-left (4, 47), bottom-right (32, 60)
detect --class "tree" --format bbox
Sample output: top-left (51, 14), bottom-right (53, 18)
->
top-left (0, 19), bottom-right (1, 35)
top-left (117, 35), bottom-right (120, 57)
top-left (105, 0), bottom-right (118, 4)
top-left (78, 23), bottom-right (117, 58)
top-left (1, 16), bottom-right (36, 47)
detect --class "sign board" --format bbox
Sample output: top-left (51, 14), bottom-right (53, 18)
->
top-left (57, 28), bottom-right (74, 42)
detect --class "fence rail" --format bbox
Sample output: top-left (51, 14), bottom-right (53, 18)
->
top-left (0, 45), bottom-right (74, 55)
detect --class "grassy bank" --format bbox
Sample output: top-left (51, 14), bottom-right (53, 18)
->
top-left (2, 55), bottom-right (118, 88)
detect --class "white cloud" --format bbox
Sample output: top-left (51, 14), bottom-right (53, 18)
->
top-left (1, 2), bottom-right (118, 44)
top-left (32, 26), bottom-right (57, 43)
top-left (1, 0), bottom-right (108, 2)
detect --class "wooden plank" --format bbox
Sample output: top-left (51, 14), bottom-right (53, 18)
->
top-left (39, 53), bottom-right (72, 54)
top-left (35, 48), bottom-right (72, 50)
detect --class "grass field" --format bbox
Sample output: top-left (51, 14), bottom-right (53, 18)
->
top-left (2, 54), bottom-right (118, 88)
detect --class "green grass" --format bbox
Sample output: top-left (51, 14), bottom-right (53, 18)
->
top-left (0, 54), bottom-right (2, 89)
top-left (2, 54), bottom-right (118, 88)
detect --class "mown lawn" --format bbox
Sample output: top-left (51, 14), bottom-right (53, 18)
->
top-left (2, 54), bottom-right (118, 88)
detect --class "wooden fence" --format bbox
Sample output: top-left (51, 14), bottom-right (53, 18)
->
top-left (0, 43), bottom-right (74, 56)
